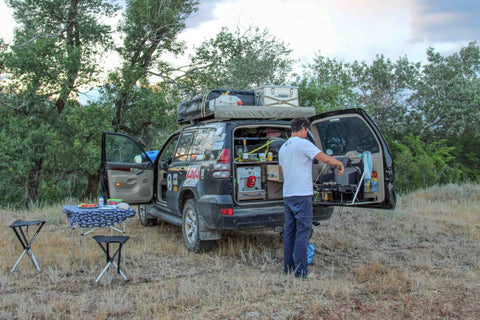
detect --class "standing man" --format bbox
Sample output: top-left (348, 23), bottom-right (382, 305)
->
top-left (279, 117), bottom-right (344, 278)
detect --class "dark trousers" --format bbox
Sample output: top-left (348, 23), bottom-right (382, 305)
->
top-left (283, 196), bottom-right (313, 277)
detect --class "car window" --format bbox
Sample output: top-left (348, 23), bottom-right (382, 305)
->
top-left (315, 116), bottom-right (380, 156)
top-left (174, 132), bottom-right (194, 162)
top-left (160, 136), bottom-right (179, 163)
top-left (189, 126), bottom-right (225, 162)
top-left (105, 133), bottom-right (144, 164)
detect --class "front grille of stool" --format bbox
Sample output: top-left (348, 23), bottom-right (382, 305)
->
top-left (10, 220), bottom-right (46, 273)
top-left (93, 235), bottom-right (130, 283)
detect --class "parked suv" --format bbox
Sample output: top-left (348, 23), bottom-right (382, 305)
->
top-left (100, 108), bottom-right (396, 252)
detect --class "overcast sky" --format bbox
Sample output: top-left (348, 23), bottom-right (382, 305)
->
top-left (1, 0), bottom-right (479, 68)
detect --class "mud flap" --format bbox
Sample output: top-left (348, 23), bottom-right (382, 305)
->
top-left (198, 215), bottom-right (221, 240)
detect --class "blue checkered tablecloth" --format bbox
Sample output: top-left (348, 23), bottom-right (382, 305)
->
top-left (62, 205), bottom-right (136, 228)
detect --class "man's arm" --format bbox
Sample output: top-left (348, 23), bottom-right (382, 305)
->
top-left (314, 152), bottom-right (344, 176)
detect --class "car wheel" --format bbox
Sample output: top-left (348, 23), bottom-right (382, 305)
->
top-left (182, 199), bottom-right (214, 253)
top-left (138, 205), bottom-right (157, 227)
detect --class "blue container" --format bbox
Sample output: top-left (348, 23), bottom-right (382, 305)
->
top-left (145, 150), bottom-right (159, 162)
top-left (293, 243), bottom-right (315, 265)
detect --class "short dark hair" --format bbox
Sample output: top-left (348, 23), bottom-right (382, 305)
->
top-left (291, 117), bottom-right (310, 133)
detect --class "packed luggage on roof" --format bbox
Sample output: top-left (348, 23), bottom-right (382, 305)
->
top-left (176, 85), bottom-right (316, 124)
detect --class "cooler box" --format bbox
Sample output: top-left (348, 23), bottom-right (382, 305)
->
top-left (254, 85), bottom-right (299, 107)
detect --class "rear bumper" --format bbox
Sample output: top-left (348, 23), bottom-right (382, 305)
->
top-left (220, 205), bottom-right (286, 229)
top-left (197, 195), bottom-right (334, 230)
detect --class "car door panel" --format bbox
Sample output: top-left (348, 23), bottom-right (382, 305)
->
top-left (105, 162), bottom-right (153, 202)
top-left (100, 132), bottom-right (154, 204)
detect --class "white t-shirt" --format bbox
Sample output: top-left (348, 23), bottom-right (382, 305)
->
top-left (279, 136), bottom-right (321, 197)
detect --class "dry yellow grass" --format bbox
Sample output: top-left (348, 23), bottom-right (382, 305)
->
top-left (0, 183), bottom-right (479, 319)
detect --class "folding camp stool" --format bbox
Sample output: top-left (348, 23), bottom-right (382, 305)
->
top-left (93, 235), bottom-right (129, 283)
top-left (9, 220), bottom-right (46, 273)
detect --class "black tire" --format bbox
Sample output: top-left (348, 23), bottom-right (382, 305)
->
top-left (138, 205), bottom-right (157, 227)
top-left (182, 199), bottom-right (214, 253)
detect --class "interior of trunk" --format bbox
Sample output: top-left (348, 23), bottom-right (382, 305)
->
top-left (232, 121), bottom-right (385, 205)
top-left (233, 125), bottom-right (290, 202)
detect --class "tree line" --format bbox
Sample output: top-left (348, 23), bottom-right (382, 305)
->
top-left (0, 0), bottom-right (478, 208)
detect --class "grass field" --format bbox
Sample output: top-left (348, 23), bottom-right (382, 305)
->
top-left (1, 183), bottom-right (479, 319)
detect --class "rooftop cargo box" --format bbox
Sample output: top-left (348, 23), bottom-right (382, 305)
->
top-left (177, 88), bottom-right (315, 124)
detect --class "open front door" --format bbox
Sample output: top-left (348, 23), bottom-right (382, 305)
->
top-left (309, 108), bottom-right (396, 209)
top-left (100, 132), bottom-right (154, 204)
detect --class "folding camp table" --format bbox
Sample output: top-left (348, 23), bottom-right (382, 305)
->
top-left (62, 205), bottom-right (135, 267)
top-left (10, 220), bottom-right (46, 272)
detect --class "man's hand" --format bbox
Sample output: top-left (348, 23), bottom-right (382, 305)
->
top-left (336, 163), bottom-right (344, 176)
top-left (314, 152), bottom-right (345, 176)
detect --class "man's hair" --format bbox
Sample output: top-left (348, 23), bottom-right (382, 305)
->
top-left (291, 117), bottom-right (310, 133)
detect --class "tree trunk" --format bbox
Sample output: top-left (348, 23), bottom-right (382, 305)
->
top-left (85, 172), bottom-right (100, 200)
top-left (55, 0), bottom-right (81, 114)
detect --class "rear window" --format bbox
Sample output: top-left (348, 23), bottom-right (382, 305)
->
top-left (173, 123), bottom-right (227, 163)
top-left (315, 117), bottom-right (379, 156)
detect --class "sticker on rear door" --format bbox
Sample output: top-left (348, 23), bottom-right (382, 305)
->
top-left (184, 165), bottom-right (201, 186)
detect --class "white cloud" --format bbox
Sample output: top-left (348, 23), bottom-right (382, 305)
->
top-left (178, 0), bottom-right (421, 65)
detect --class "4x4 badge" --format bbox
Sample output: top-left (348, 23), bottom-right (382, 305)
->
top-left (185, 165), bottom-right (201, 187)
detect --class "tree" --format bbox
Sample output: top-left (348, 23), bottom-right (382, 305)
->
top-left (389, 135), bottom-right (458, 192)
top-left (410, 42), bottom-right (480, 182)
top-left (108, 0), bottom-right (198, 136)
top-left (179, 26), bottom-right (293, 94)
top-left (350, 55), bottom-right (421, 139)
top-left (0, 0), bottom-right (119, 206)
top-left (4, 0), bottom-right (118, 113)
top-left (295, 55), bottom-right (359, 113)
top-left (296, 54), bottom-right (420, 140)
top-left (411, 42), bottom-right (480, 142)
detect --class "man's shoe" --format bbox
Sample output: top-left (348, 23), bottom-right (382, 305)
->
top-left (304, 272), bottom-right (317, 280)
top-left (295, 272), bottom-right (317, 280)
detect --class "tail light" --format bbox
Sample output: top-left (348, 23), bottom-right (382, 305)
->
top-left (213, 148), bottom-right (231, 178)
top-left (220, 208), bottom-right (233, 215)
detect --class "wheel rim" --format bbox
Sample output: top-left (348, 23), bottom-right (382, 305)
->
top-left (184, 206), bottom-right (198, 244)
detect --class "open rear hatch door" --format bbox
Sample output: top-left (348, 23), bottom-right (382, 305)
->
top-left (309, 108), bottom-right (396, 209)
top-left (100, 131), bottom-right (154, 204)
